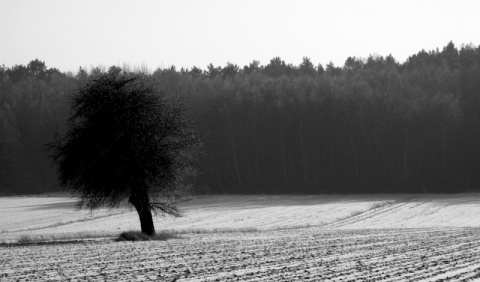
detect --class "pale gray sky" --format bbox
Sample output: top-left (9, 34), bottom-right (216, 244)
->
top-left (1, 0), bottom-right (479, 72)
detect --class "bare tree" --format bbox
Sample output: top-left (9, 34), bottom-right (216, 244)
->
top-left (47, 70), bottom-right (203, 235)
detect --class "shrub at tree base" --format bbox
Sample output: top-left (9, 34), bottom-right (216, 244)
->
top-left (116, 231), bottom-right (180, 242)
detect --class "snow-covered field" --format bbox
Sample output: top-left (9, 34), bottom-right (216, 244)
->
top-left (2, 194), bottom-right (480, 280)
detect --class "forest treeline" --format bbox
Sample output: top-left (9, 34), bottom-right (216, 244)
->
top-left (1, 42), bottom-right (480, 194)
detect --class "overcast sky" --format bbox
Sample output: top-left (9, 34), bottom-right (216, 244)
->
top-left (1, 0), bottom-right (479, 73)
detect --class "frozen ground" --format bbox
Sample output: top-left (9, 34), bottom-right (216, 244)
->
top-left (2, 194), bottom-right (480, 281)
top-left (2, 194), bottom-right (480, 242)
top-left (3, 227), bottom-right (480, 281)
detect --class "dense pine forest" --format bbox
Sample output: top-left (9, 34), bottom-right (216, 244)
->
top-left (1, 42), bottom-right (480, 195)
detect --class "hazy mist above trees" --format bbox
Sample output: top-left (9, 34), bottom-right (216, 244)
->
top-left (1, 42), bottom-right (480, 194)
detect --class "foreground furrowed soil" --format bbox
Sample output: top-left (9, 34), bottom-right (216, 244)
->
top-left (2, 227), bottom-right (480, 281)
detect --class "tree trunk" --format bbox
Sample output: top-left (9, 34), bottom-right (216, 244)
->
top-left (129, 194), bottom-right (156, 236)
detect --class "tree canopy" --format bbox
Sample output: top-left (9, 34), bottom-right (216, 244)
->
top-left (47, 71), bottom-right (203, 235)
top-left (1, 42), bottom-right (480, 196)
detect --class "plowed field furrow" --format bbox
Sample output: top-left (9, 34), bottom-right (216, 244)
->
top-left (2, 227), bottom-right (480, 281)
top-left (326, 202), bottom-right (411, 228)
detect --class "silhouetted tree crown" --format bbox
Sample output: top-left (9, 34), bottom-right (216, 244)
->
top-left (47, 71), bottom-right (203, 235)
